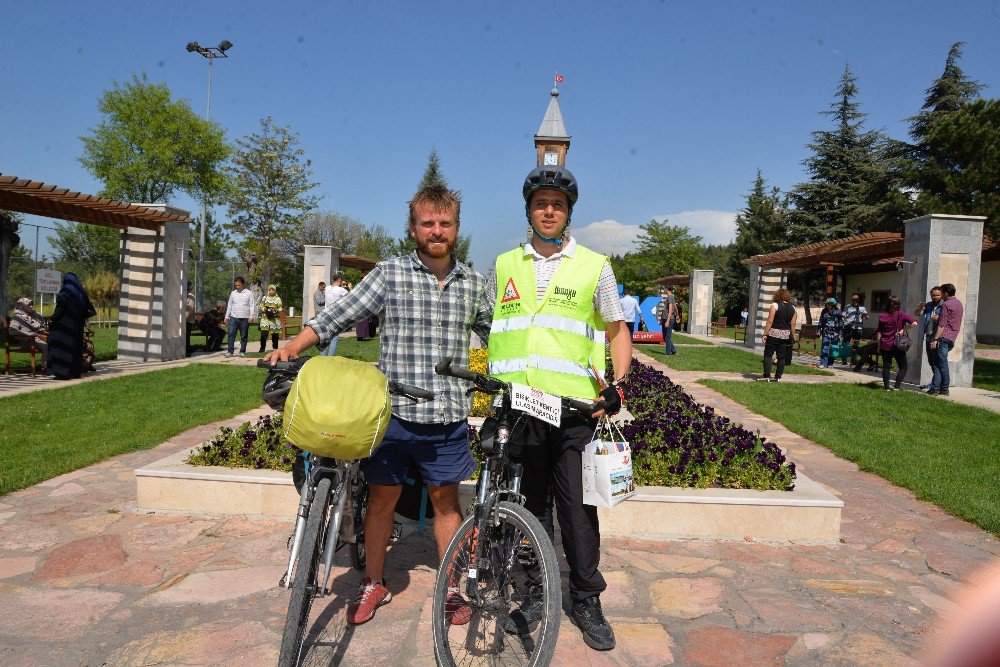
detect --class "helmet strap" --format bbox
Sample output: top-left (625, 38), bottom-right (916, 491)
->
top-left (528, 221), bottom-right (570, 246)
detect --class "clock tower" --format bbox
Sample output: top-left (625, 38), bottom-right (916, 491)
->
top-left (534, 85), bottom-right (570, 166)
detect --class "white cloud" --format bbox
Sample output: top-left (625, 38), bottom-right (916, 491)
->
top-left (572, 209), bottom-right (737, 255)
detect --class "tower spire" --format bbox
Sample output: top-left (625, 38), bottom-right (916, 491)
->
top-left (534, 79), bottom-right (571, 166)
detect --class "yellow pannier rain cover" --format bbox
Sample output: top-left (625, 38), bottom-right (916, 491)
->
top-left (282, 356), bottom-right (391, 460)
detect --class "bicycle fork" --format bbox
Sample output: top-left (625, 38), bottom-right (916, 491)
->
top-left (319, 481), bottom-right (348, 594)
top-left (282, 480), bottom-right (313, 589)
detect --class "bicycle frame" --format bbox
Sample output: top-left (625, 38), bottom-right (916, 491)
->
top-left (281, 454), bottom-right (357, 596)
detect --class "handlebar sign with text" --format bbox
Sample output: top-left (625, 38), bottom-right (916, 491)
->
top-left (510, 383), bottom-right (562, 427)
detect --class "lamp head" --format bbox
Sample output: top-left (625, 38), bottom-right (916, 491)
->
top-left (219, 40), bottom-right (233, 52)
top-left (186, 41), bottom-right (200, 53)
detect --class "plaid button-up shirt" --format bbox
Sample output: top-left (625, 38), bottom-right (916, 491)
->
top-left (306, 252), bottom-right (493, 424)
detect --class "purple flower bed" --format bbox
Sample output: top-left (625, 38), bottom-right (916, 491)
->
top-left (187, 413), bottom-right (296, 471)
top-left (621, 359), bottom-right (794, 490)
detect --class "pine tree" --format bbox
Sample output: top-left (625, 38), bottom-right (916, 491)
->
top-left (716, 171), bottom-right (790, 315)
top-left (908, 42), bottom-right (983, 145)
top-left (396, 149), bottom-right (472, 263)
top-left (787, 64), bottom-right (902, 243)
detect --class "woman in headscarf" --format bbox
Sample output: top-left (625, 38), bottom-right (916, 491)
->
top-left (47, 273), bottom-right (96, 379)
top-left (258, 284), bottom-right (283, 353)
top-left (9, 297), bottom-right (49, 370)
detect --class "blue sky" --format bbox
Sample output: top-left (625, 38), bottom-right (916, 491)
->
top-left (3, 0), bottom-right (999, 268)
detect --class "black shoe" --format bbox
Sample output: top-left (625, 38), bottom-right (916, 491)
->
top-left (504, 585), bottom-right (544, 635)
top-left (571, 596), bottom-right (616, 651)
top-left (927, 389), bottom-right (940, 396)
top-left (939, 390), bottom-right (950, 396)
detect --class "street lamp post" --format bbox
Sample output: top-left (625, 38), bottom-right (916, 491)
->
top-left (186, 39), bottom-right (233, 311)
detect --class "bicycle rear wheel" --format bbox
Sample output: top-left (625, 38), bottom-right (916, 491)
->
top-left (432, 501), bottom-right (561, 667)
top-left (279, 476), bottom-right (332, 667)
top-left (349, 477), bottom-right (368, 571)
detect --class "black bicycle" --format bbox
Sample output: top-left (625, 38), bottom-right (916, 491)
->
top-left (258, 359), bottom-right (433, 667)
top-left (430, 357), bottom-right (596, 667)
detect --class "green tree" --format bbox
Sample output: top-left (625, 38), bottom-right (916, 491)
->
top-left (5, 243), bottom-right (36, 308)
top-left (716, 171), bottom-right (791, 316)
top-left (0, 210), bottom-right (22, 317)
top-left (79, 72), bottom-right (230, 204)
top-left (396, 149), bottom-right (472, 263)
top-left (787, 65), bottom-right (905, 242)
top-left (223, 116), bottom-right (320, 295)
top-left (49, 223), bottom-right (122, 274)
top-left (631, 219), bottom-right (704, 283)
top-left (907, 42), bottom-right (984, 147)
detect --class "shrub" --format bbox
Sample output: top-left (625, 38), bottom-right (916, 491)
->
top-left (187, 413), bottom-right (296, 471)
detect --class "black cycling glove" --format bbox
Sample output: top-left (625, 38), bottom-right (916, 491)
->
top-left (596, 384), bottom-right (624, 416)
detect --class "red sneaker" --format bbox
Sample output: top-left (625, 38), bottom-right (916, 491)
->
top-left (446, 589), bottom-right (472, 625)
top-left (347, 578), bottom-right (392, 624)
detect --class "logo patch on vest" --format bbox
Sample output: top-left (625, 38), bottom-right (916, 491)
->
top-left (552, 285), bottom-right (578, 300)
top-left (501, 278), bottom-right (521, 303)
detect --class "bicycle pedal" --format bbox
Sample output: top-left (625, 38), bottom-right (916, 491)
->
top-left (391, 521), bottom-right (402, 541)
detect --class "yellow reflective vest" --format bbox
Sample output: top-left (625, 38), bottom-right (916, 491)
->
top-left (488, 244), bottom-right (607, 399)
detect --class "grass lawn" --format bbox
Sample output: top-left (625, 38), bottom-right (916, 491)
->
top-left (246, 336), bottom-right (381, 363)
top-left (977, 343), bottom-right (1000, 350)
top-left (702, 379), bottom-right (1000, 537)
top-left (638, 344), bottom-right (833, 376)
top-left (0, 364), bottom-right (264, 495)
top-left (668, 332), bottom-right (712, 345)
top-left (973, 358), bottom-right (1000, 392)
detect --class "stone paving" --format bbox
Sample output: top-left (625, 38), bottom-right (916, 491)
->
top-left (3, 359), bottom-right (1000, 665)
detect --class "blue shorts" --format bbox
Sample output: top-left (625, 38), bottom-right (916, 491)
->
top-left (363, 417), bottom-right (475, 487)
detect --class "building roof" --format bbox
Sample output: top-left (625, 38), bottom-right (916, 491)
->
top-left (653, 274), bottom-right (691, 287)
top-left (339, 254), bottom-right (377, 274)
top-left (535, 87), bottom-right (570, 140)
top-left (0, 174), bottom-right (193, 231)
top-left (743, 233), bottom-right (904, 269)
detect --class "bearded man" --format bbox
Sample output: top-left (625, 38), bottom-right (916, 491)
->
top-left (266, 184), bottom-right (493, 625)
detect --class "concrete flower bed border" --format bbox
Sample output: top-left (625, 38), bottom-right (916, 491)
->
top-left (135, 447), bottom-right (842, 544)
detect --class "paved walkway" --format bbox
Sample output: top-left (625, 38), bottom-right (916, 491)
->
top-left (3, 362), bottom-right (1000, 664)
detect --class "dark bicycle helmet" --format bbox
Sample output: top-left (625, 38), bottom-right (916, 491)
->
top-left (261, 356), bottom-right (311, 411)
top-left (522, 165), bottom-right (579, 221)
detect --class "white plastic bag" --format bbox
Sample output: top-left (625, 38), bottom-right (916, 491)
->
top-left (581, 419), bottom-right (635, 508)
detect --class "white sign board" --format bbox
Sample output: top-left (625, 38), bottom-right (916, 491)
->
top-left (510, 383), bottom-right (562, 427)
top-left (36, 269), bottom-right (62, 294)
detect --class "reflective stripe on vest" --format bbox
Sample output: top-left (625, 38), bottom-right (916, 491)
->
top-left (487, 244), bottom-right (608, 399)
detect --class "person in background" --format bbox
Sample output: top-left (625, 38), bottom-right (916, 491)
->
top-left (740, 307), bottom-right (749, 327)
top-left (619, 288), bottom-right (640, 334)
top-left (200, 301), bottom-right (227, 352)
top-left (759, 288), bottom-right (796, 382)
top-left (223, 276), bottom-right (254, 358)
top-left (9, 297), bottom-right (49, 370)
top-left (929, 283), bottom-right (963, 396)
top-left (842, 293), bottom-right (869, 367)
top-left (818, 297), bottom-right (844, 368)
top-left (257, 284), bottom-right (283, 354)
top-left (875, 296), bottom-right (917, 391)
top-left (185, 281), bottom-right (197, 355)
top-left (914, 287), bottom-right (942, 390)
top-left (47, 273), bottom-right (96, 380)
top-left (655, 285), bottom-right (677, 355)
top-left (313, 281), bottom-right (326, 316)
top-left (320, 273), bottom-right (351, 356)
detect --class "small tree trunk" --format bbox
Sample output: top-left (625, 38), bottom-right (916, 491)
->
top-left (0, 217), bottom-right (18, 318)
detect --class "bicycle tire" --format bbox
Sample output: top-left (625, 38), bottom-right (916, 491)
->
top-left (431, 501), bottom-right (561, 667)
top-left (279, 476), bottom-right (332, 667)
top-left (349, 479), bottom-right (368, 571)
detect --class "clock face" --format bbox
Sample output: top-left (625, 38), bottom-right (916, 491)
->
top-left (543, 152), bottom-right (559, 165)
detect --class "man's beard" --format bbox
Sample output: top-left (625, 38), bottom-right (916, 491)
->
top-left (415, 236), bottom-right (456, 259)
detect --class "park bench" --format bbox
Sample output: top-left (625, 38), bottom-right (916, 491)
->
top-left (709, 316), bottom-right (727, 337)
top-left (733, 324), bottom-right (748, 344)
top-left (3, 317), bottom-right (43, 377)
top-left (281, 313), bottom-right (302, 340)
top-left (794, 324), bottom-right (821, 356)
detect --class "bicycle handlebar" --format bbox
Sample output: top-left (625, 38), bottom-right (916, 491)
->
top-left (388, 381), bottom-right (435, 401)
top-left (259, 358), bottom-right (433, 401)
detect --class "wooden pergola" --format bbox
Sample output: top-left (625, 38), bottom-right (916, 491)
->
top-left (743, 232), bottom-right (904, 270)
top-left (0, 175), bottom-right (194, 230)
top-left (653, 274), bottom-right (691, 287)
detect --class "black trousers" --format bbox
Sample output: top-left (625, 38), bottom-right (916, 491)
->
top-left (881, 348), bottom-right (908, 389)
top-left (762, 335), bottom-right (789, 378)
top-left (205, 328), bottom-right (225, 351)
top-left (515, 412), bottom-right (606, 603)
top-left (259, 330), bottom-right (279, 352)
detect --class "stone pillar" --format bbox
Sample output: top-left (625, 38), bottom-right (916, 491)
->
top-left (118, 205), bottom-right (191, 362)
top-left (746, 265), bottom-right (786, 350)
top-left (901, 214), bottom-right (985, 388)
top-left (301, 245), bottom-right (340, 323)
top-left (687, 270), bottom-right (714, 335)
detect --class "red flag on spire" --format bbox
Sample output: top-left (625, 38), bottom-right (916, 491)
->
top-left (555, 73), bottom-right (564, 84)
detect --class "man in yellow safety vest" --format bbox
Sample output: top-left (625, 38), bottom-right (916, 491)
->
top-left (487, 165), bottom-right (633, 651)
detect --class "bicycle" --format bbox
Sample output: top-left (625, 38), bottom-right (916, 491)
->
top-left (257, 358), bottom-right (433, 667)
top-left (430, 357), bottom-right (596, 667)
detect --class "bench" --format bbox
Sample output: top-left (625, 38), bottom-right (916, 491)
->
top-left (794, 325), bottom-right (821, 356)
top-left (733, 324), bottom-right (748, 344)
top-left (281, 313), bottom-right (302, 340)
top-left (709, 316), bottom-right (727, 337)
top-left (3, 317), bottom-right (44, 376)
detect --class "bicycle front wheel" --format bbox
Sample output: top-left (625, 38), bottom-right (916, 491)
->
top-left (432, 501), bottom-right (561, 667)
top-left (279, 476), bottom-right (332, 667)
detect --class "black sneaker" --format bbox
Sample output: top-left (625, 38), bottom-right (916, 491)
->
top-left (571, 596), bottom-right (616, 651)
top-left (504, 585), bottom-right (544, 635)
top-left (939, 389), bottom-right (950, 396)
top-left (927, 389), bottom-right (940, 396)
